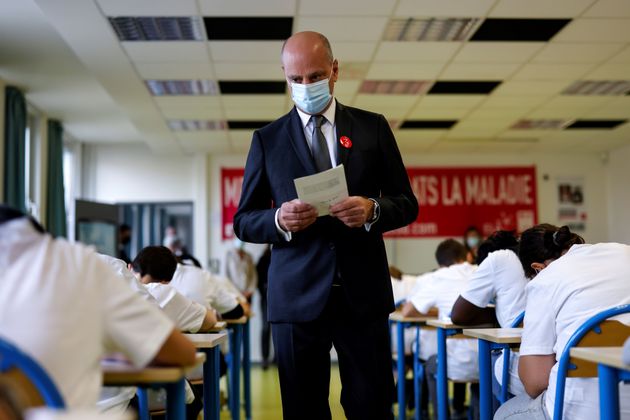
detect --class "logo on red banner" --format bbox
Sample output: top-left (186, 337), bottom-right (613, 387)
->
top-left (386, 166), bottom-right (538, 238)
top-left (221, 168), bottom-right (245, 240)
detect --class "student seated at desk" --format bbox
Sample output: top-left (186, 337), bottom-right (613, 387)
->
top-left (451, 231), bottom-right (527, 397)
top-left (495, 224), bottom-right (630, 420)
top-left (170, 263), bottom-right (249, 320)
top-left (130, 246), bottom-right (217, 333)
top-left (0, 205), bottom-right (196, 409)
top-left (402, 239), bottom-right (479, 419)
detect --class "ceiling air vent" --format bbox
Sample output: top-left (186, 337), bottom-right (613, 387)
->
top-left (511, 119), bottom-right (570, 129)
top-left (562, 80), bottom-right (630, 96)
top-left (359, 80), bottom-right (433, 94)
top-left (168, 120), bottom-right (227, 131)
top-left (145, 80), bottom-right (219, 96)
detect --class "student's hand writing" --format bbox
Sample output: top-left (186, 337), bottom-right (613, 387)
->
top-left (279, 199), bottom-right (318, 233)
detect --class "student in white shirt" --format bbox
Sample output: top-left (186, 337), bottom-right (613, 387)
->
top-left (495, 224), bottom-right (630, 420)
top-left (170, 263), bottom-right (249, 320)
top-left (130, 246), bottom-right (217, 333)
top-left (451, 231), bottom-right (528, 398)
top-left (0, 206), bottom-right (196, 409)
top-left (401, 239), bottom-right (479, 419)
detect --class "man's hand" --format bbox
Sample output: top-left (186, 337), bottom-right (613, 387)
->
top-left (329, 197), bottom-right (373, 228)
top-left (279, 199), bottom-right (318, 233)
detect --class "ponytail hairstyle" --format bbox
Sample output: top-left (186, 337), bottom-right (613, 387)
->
top-left (476, 230), bottom-right (519, 265)
top-left (519, 223), bottom-right (585, 278)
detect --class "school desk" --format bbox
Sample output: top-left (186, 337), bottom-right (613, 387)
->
top-left (570, 347), bottom-right (630, 420)
top-left (389, 312), bottom-right (436, 420)
top-left (463, 328), bottom-right (522, 420)
top-left (185, 332), bottom-right (228, 420)
top-left (102, 353), bottom-right (205, 420)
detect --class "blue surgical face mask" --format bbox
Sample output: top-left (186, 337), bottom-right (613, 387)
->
top-left (466, 236), bottom-right (480, 249)
top-left (289, 71), bottom-right (333, 114)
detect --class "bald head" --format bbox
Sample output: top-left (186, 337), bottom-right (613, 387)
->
top-left (281, 31), bottom-right (334, 64)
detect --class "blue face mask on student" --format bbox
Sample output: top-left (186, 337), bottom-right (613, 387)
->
top-left (290, 71), bottom-right (333, 114)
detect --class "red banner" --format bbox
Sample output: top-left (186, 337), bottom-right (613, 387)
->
top-left (221, 168), bottom-right (245, 240)
top-left (387, 166), bottom-right (538, 238)
top-left (221, 166), bottom-right (538, 240)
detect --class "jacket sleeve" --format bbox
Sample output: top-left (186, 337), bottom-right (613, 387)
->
top-left (233, 130), bottom-right (284, 244)
top-left (371, 114), bottom-right (419, 233)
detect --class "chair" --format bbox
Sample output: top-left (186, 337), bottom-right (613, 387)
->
top-left (0, 337), bottom-right (65, 409)
top-left (553, 304), bottom-right (630, 420)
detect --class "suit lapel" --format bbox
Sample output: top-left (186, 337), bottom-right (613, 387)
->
top-left (285, 107), bottom-right (317, 174)
top-left (335, 102), bottom-right (353, 167)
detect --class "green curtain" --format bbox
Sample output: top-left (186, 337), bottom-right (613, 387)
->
top-left (3, 86), bottom-right (27, 211)
top-left (46, 120), bottom-right (67, 237)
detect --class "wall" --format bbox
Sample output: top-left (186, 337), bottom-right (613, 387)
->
top-left (81, 142), bottom-right (208, 264)
top-left (607, 143), bottom-right (630, 244)
top-left (208, 151), bottom-right (610, 274)
top-left (0, 77), bottom-right (5, 201)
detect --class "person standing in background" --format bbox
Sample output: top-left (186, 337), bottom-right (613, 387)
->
top-left (117, 224), bottom-right (132, 263)
top-left (225, 238), bottom-right (258, 303)
top-left (464, 226), bottom-right (483, 263)
top-left (257, 245), bottom-right (273, 369)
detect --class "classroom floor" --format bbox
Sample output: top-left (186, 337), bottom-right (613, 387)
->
top-left (219, 364), bottom-right (346, 420)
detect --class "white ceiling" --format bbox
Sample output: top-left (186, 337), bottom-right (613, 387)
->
top-left (0, 0), bottom-right (628, 155)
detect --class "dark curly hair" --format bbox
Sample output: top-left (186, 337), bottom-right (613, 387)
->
top-left (519, 224), bottom-right (585, 278)
top-left (476, 230), bottom-right (519, 265)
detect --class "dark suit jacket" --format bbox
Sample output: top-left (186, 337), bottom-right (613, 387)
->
top-left (233, 101), bottom-right (418, 323)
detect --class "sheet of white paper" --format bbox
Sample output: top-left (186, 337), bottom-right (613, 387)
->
top-left (294, 164), bottom-right (349, 216)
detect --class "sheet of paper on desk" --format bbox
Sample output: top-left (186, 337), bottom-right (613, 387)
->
top-left (294, 164), bottom-right (349, 216)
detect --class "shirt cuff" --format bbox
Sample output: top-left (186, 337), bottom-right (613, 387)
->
top-left (364, 198), bottom-right (380, 232)
top-left (275, 208), bottom-right (292, 242)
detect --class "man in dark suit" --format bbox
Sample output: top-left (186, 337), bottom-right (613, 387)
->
top-left (234, 31), bottom-right (418, 420)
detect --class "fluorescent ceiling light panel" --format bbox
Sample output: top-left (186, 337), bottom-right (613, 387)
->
top-left (383, 18), bottom-right (480, 41)
top-left (400, 120), bottom-right (458, 129)
top-left (562, 80), bottom-right (630, 96)
top-left (565, 119), bottom-right (627, 129)
top-left (145, 80), bottom-right (219, 95)
top-left (470, 19), bottom-right (571, 42)
top-left (359, 80), bottom-right (433, 94)
top-left (109, 17), bottom-right (205, 41)
top-left (168, 120), bottom-right (227, 131)
top-left (228, 120), bottom-right (273, 129)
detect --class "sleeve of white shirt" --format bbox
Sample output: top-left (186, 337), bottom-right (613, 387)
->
top-left (409, 282), bottom-right (438, 315)
top-left (98, 258), bottom-right (175, 368)
top-left (146, 284), bottom-right (206, 333)
top-left (275, 209), bottom-right (292, 241)
top-left (204, 272), bottom-right (240, 314)
top-left (460, 253), bottom-right (497, 308)
top-left (519, 278), bottom-right (557, 356)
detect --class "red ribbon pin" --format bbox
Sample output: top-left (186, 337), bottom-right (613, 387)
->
top-left (340, 136), bottom-right (352, 149)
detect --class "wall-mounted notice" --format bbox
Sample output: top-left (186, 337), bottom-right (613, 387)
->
top-left (386, 166), bottom-right (538, 238)
top-left (221, 168), bottom-right (245, 240)
top-left (556, 177), bottom-right (586, 232)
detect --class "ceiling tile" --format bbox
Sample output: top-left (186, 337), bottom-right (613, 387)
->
top-left (553, 19), bottom-right (630, 42)
top-left (334, 42), bottom-right (379, 61)
top-left (366, 62), bottom-right (445, 79)
top-left (374, 42), bottom-right (462, 62)
top-left (439, 62), bottom-right (521, 80)
top-left (489, 0), bottom-right (594, 17)
top-left (454, 118), bottom-right (514, 130)
top-left (585, 63), bottom-right (630, 79)
top-left (134, 62), bottom-right (215, 79)
top-left (158, 104), bottom-right (224, 120)
top-left (482, 95), bottom-right (549, 108)
top-left (214, 63), bottom-right (285, 80)
top-left (408, 106), bottom-right (472, 119)
top-left (352, 94), bottom-right (418, 109)
top-left (417, 95), bottom-right (487, 108)
top-left (334, 80), bottom-right (361, 97)
top-left (338, 62), bottom-right (370, 80)
top-left (512, 63), bottom-right (596, 80)
top-left (491, 80), bottom-right (571, 95)
top-left (221, 95), bottom-right (286, 109)
top-left (224, 106), bottom-right (287, 119)
top-left (299, 0), bottom-right (396, 16)
top-left (584, 97), bottom-right (630, 118)
top-left (452, 42), bottom-right (543, 63)
top-left (394, 0), bottom-right (496, 17)
top-left (429, 141), bottom-right (483, 153)
top-left (208, 41), bottom-right (284, 62)
top-left (295, 17), bottom-right (388, 42)
top-left (532, 43), bottom-right (625, 63)
top-left (97, 0), bottom-right (200, 16)
top-left (465, 106), bottom-right (533, 119)
top-left (609, 45), bottom-right (630, 63)
top-left (583, 0), bottom-right (630, 18)
top-left (122, 41), bottom-right (210, 62)
top-left (542, 95), bottom-right (614, 109)
top-left (198, 0), bottom-right (297, 16)
top-left (395, 136), bottom-right (441, 153)
top-left (154, 96), bottom-right (222, 109)
top-left (178, 133), bottom-right (231, 153)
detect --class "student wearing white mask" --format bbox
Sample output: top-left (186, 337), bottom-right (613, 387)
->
top-left (495, 224), bottom-right (630, 420)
